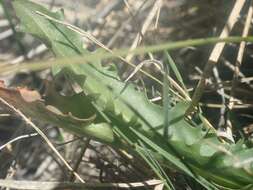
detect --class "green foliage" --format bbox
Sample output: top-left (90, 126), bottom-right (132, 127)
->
top-left (11, 0), bottom-right (253, 189)
top-left (0, 81), bottom-right (114, 143)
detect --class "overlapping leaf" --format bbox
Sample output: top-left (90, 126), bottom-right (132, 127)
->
top-left (10, 0), bottom-right (253, 189)
top-left (0, 81), bottom-right (113, 143)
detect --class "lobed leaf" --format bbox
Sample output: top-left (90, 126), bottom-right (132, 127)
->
top-left (0, 81), bottom-right (113, 143)
top-left (10, 0), bottom-right (253, 189)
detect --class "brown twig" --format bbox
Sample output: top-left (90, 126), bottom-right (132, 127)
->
top-left (0, 179), bottom-right (163, 190)
top-left (69, 139), bottom-right (90, 181)
top-left (185, 0), bottom-right (246, 115)
top-left (107, 0), bottom-right (148, 48)
top-left (35, 10), bottom-right (190, 100)
top-left (0, 133), bottom-right (38, 151)
top-left (228, 1), bottom-right (253, 110)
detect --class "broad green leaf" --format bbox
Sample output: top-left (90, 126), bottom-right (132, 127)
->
top-left (12, 0), bottom-right (253, 189)
top-left (0, 82), bottom-right (113, 143)
top-left (13, 0), bottom-right (86, 74)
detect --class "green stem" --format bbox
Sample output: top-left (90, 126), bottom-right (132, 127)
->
top-left (163, 57), bottom-right (170, 139)
top-left (185, 60), bottom-right (214, 115)
top-left (1, 36), bottom-right (252, 75)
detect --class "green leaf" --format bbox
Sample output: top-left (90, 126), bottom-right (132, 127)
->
top-left (12, 1), bottom-right (253, 189)
top-left (130, 127), bottom-right (218, 190)
top-left (136, 141), bottom-right (175, 190)
top-left (165, 51), bottom-right (188, 93)
top-left (13, 0), bottom-right (86, 74)
top-left (0, 82), bottom-right (114, 143)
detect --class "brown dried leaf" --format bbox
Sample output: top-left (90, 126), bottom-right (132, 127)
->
top-left (0, 81), bottom-right (96, 136)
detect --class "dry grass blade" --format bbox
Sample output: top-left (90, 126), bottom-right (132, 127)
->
top-left (125, 0), bottom-right (163, 62)
top-left (186, 0), bottom-right (247, 115)
top-left (10, 44), bottom-right (47, 64)
top-left (228, 1), bottom-right (253, 110)
top-left (0, 179), bottom-right (163, 190)
top-left (0, 36), bottom-right (251, 77)
top-left (0, 97), bottom-right (86, 183)
top-left (0, 133), bottom-right (38, 151)
top-left (154, 183), bottom-right (165, 190)
top-left (34, 10), bottom-right (192, 100)
top-left (209, 0), bottom-right (246, 63)
top-left (35, 10), bottom-right (164, 87)
top-left (0, 29), bottom-right (13, 40)
top-left (221, 58), bottom-right (246, 79)
top-left (124, 59), bottom-right (162, 82)
top-left (69, 139), bottom-right (90, 181)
